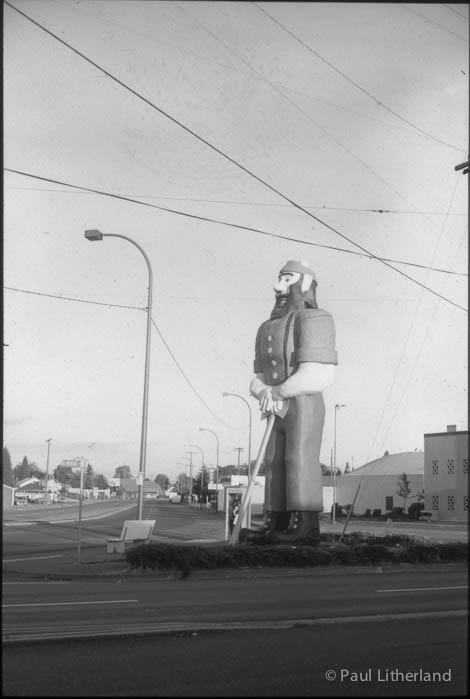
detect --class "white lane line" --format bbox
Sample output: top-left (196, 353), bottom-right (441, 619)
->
top-left (376, 585), bottom-right (468, 593)
top-left (3, 555), bottom-right (63, 563)
top-left (3, 599), bottom-right (138, 608)
top-left (3, 581), bottom-right (70, 585)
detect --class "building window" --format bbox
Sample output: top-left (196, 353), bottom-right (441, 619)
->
top-left (432, 460), bottom-right (439, 475)
top-left (447, 459), bottom-right (454, 475)
top-left (464, 496), bottom-right (469, 511)
top-left (464, 459), bottom-right (468, 474)
top-left (448, 495), bottom-right (455, 511)
top-left (431, 495), bottom-right (439, 510)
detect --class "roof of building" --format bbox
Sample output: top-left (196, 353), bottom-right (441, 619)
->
top-left (118, 479), bottom-right (164, 493)
top-left (345, 451), bottom-right (424, 477)
top-left (119, 479), bottom-right (137, 492)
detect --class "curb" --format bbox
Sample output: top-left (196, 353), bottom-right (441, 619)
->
top-left (2, 561), bottom-right (467, 582)
top-left (3, 609), bottom-right (467, 645)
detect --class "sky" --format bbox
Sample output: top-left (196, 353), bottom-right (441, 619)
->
top-left (4, 1), bottom-right (468, 483)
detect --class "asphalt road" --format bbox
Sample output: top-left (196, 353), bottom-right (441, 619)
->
top-left (3, 568), bottom-right (467, 641)
top-left (2, 500), bottom-right (468, 697)
top-left (3, 616), bottom-right (467, 696)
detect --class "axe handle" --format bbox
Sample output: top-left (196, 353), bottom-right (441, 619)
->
top-left (229, 412), bottom-right (276, 546)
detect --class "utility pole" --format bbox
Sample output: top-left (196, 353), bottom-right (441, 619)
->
top-left (44, 438), bottom-right (52, 504)
top-left (77, 457), bottom-right (85, 564)
top-left (234, 447), bottom-right (244, 479)
top-left (186, 451), bottom-right (196, 504)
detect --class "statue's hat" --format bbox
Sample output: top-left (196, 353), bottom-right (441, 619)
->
top-left (279, 260), bottom-right (316, 282)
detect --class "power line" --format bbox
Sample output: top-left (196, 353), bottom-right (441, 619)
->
top-left (400, 3), bottom-right (469, 42)
top-left (4, 284), bottom-right (235, 429)
top-left (365, 176), bottom-right (463, 464)
top-left (253, 2), bottom-right (465, 152)
top-left (6, 185), bottom-right (467, 218)
top-left (176, 2), bottom-right (468, 238)
top-left (150, 319), bottom-right (234, 429)
top-left (442, 4), bottom-right (470, 20)
top-left (5, 169), bottom-right (467, 280)
top-left (4, 5), bottom-right (467, 311)
top-left (51, 0), bottom-right (427, 139)
top-left (4, 286), bottom-right (145, 310)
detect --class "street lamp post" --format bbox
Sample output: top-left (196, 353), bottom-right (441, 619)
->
top-left (222, 392), bottom-right (253, 524)
top-left (44, 438), bottom-right (52, 504)
top-left (222, 393), bottom-right (252, 478)
top-left (85, 229), bottom-right (153, 520)
top-left (189, 444), bottom-right (205, 505)
top-left (199, 428), bottom-right (220, 513)
top-left (333, 403), bottom-right (347, 524)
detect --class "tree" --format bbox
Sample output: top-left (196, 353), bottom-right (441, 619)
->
top-left (53, 464), bottom-right (74, 485)
top-left (193, 468), bottom-right (208, 502)
top-left (175, 472), bottom-right (191, 497)
top-left (84, 463), bottom-right (94, 489)
top-left (396, 472), bottom-right (411, 513)
top-left (94, 473), bottom-right (108, 489)
top-left (114, 465), bottom-right (133, 479)
top-left (30, 463), bottom-right (45, 480)
top-left (14, 456), bottom-right (34, 482)
top-left (3, 446), bottom-right (15, 486)
top-left (155, 473), bottom-right (170, 491)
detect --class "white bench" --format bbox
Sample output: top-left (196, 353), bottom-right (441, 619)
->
top-left (106, 520), bottom-right (156, 553)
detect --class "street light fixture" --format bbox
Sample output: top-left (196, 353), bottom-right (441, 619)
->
top-left (85, 229), bottom-right (153, 520)
top-left (333, 403), bottom-right (347, 524)
top-left (199, 427), bottom-right (220, 512)
top-left (222, 392), bottom-right (252, 478)
top-left (222, 391), bottom-right (253, 524)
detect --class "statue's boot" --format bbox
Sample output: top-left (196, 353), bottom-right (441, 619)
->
top-left (239, 511), bottom-right (290, 544)
top-left (267, 511), bottom-right (321, 544)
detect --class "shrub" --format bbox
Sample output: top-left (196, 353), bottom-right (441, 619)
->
top-left (372, 509), bottom-right (382, 517)
top-left (391, 507), bottom-right (404, 518)
top-left (124, 534), bottom-right (467, 577)
top-left (408, 502), bottom-right (424, 520)
top-left (364, 509), bottom-right (371, 517)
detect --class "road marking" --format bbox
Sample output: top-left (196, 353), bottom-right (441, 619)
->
top-left (376, 585), bottom-right (468, 593)
top-left (3, 581), bottom-right (70, 585)
top-left (3, 599), bottom-right (139, 608)
top-left (3, 555), bottom-right (63, 563)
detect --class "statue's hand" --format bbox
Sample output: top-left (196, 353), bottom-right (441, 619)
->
top-left (258, 386), bottom-right (274, 413)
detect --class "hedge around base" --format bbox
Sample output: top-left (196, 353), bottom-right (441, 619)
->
top-left (124, 533), bottom-right (467, 577)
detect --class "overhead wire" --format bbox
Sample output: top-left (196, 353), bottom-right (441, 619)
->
top-left (5, 169), bottom-right (467, 280)
top-left (7, 185), bottom-right (467, 217)
top-left (353, 176), bottom-right (464, 499)
top-left (176, 1), bottom-right (465, 233)
top-left (4, 2), bottom-right (467, 312)
top-left (3, 283), bottom-right (236, 429)
top-left (253, 2), bottom-right (466, 152)
top-left (50, 0), bottom-right (427, 139)
top-left (374, 228), bottom-right (468, 458)
top-left (442, 4), bottom-right (470, 20)
top-left (399, 3), bottom-right (469, 42)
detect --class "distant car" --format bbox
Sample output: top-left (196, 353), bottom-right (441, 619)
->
top-left (57, 496), bottom-right (68, 503)
top-left (168, 492), bottom-right (182, 504)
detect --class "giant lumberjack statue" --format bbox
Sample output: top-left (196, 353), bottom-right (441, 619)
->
top-left (242, 260), bottom-right (338, 544)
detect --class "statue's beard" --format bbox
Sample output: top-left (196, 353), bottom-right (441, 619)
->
top-left (270, 283), bottom-right (306, 319)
